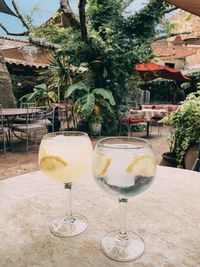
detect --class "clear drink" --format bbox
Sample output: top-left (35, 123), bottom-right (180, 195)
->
top-left (92, 137), bottom-right (156, 262)
top-left (93, 144), bottom-right (156, 198)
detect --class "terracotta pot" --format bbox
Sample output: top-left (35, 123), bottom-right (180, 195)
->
top-left (184, 143), bottom-right (199, 170)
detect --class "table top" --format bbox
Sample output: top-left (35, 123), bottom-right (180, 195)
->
top-left (142, 104), bottom-right (179, 112)
top-left (0, 166), bottom-right (200, 267)
top-left (130, 109), bottom-right (167, 121)
top-left (2, 108), bottom-right (41, 116)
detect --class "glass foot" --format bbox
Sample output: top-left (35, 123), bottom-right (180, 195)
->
top-left (50, 213), bottom-right (88, 237)
top-left (101, 230), bottom-right (144, 262)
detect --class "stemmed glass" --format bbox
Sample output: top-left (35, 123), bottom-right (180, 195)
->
top-left (39, 131), bottom-right (93, 237)
top-left (92, 137), bottom-right (156, 261)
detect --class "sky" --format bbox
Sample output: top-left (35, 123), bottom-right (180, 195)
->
top-left (0, 0), bottom-right (151, 36)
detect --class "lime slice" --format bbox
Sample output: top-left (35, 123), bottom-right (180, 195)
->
top-left (93, 152), bottom-right (111, 176)
top-left (40, 155), bottom-right (68, 173)
top-left (126, 153), bottom-right (156, 177)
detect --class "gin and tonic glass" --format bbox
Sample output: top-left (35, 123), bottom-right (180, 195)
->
top-left (39, 131), bottom-right (93, 237)
top-left (92, 137), bottom-right (156, 261)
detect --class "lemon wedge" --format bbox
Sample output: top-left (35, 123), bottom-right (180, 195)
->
top-left (126, 153), bottom-right (156, 177)
top-left (93, 152), bottom-right (112, 176)
top-left (40, 155), bottom-right (68, 173)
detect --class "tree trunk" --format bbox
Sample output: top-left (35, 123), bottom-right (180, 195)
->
top-left (0, 53), bottom-right (16, 107)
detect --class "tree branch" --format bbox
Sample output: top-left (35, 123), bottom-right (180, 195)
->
top-left (78, 0), bottom-right (88, 43)
top-left (0, 21), bottom-right (28, 36)
top-left (12, 0), bottom-right (31, 30)
top-left (59, 0), bottom-right (80, 29)
top-left (154, 31), bottom-right (192, 41)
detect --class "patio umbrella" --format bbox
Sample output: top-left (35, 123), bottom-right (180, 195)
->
top-left (0, 0), bottom-right (16, 17)
top-left (135, 62), bottom-right (191, 81)
top-left (165, 0), bottom-right (200, 17)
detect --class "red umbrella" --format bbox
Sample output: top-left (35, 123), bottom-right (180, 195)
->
top-left (135, 62), bottom-right (190, 81)
top-left (165, 0), bottom-right (200, 18)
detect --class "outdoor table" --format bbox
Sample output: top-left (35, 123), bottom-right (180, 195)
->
top-left (2, 108), bottom-right (41, 117)
top-left (2, 108), bottom-right (41, 145)
top-left (141, 104), bottom-right (179, 113)
top-left (0, 166), bottom-right (199, 267)
top-left (130, 109), bottom-right (167, 136)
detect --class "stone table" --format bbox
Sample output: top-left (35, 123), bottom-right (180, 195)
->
top-left (0, 166), bottom-right (200, 267)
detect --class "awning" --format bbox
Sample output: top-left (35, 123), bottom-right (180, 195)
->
top-left (165, 0), bottom-right (200, 17)
top-left (135, 62), bottom-right (191, 81)
top-left (0, 0), bottom-right (17, 16)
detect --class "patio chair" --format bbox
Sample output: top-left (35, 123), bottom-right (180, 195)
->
top-left (118, 106), bottom-right (146, 136)
top-left (11, 107), bottom-right (47, 154)
top-left (20, 102), bottom-right (36, 108)
top-left (0, 104), bottom-right (10, 157)
top-left (149, 117), bottom-right (164, 135)
top-left (37, 106), bottom-right (55, 132)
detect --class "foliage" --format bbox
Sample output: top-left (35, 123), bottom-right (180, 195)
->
top-left (65, 81), bottom-right (116, 123)
top-left (19, 83), bottom-right (57, 106)
top-left (40, 53), bottom-right (74, 102)
top-left (30, 0), bottom-right (169, 134)
top-left (166, 91), bottom-right (200, 167)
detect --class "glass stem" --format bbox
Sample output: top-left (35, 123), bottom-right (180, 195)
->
top-left (117, 198), bottom-right (129, 245)
top-left (64, 183), bottom-right (73, 220)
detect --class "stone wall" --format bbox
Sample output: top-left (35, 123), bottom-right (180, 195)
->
top-left (0, 53), bottom-right (16, 108)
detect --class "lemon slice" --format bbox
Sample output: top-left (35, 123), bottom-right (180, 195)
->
top-left (93, 152), bottom-right (112, 176)
top-left (126, 153), bottom-right (156, 177)
top-left (40, 155), bottom-right (68, 173)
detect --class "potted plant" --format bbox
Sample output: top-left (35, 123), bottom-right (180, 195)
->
top-left (64, 81), bottom-right (116, 133)
top-left (88, 114), bottom-right (103, 136)
top-left (19, 83), bottom-right (58, 106)
top-left (162, 90), bottom-right (200, 168)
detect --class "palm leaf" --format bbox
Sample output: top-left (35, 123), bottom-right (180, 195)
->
top-left (93, 88), bottom-right (116, 105)
top-left (34, 83), bottom-right (47, 91)
top-left (19, 93), bottom-right (33, 102)
top-left (65, 82), bottom-right (90, 98)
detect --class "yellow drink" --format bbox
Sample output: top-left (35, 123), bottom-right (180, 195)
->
top-left (39, 135), bottom-right (93, 183)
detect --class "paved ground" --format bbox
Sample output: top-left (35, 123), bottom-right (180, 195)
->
top-left (0, 126), bottom-right (170, 180)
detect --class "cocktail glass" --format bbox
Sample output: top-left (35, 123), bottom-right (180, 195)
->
top-left (39, 131), bottom-right (93, 237)
top-left (92, 137), bottom-right (156, 261)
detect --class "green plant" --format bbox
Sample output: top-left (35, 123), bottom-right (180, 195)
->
top-left (167, 90), bottom-right (200, 167)
top-left (40, 53), bottom-right (73, 102)
top-left (19, 83), bottom-right (58, 106)
top-left (65, 81), bottom-right (116, 121)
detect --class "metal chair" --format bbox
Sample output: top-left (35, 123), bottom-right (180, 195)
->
top-left (118, 106), bottom-right (146, 136)
top-left (149, 117), bottom-right (164, 135)
top-left (11, 107), bottom-right (47, 154)
top-left (0, 104), bottom-right (10, 157)
top-left (37, 106), bottom-right (55, 132)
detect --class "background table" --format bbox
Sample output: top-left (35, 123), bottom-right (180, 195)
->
top-left (130, 109), bottom-right (167, 136)
top-left (2, 108), bottom-right (41, 117)
top-left (0, 166), bottom-right (200, 267)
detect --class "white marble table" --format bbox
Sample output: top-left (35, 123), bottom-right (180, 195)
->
top-left (0, 166), bottom-right (200, 267)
